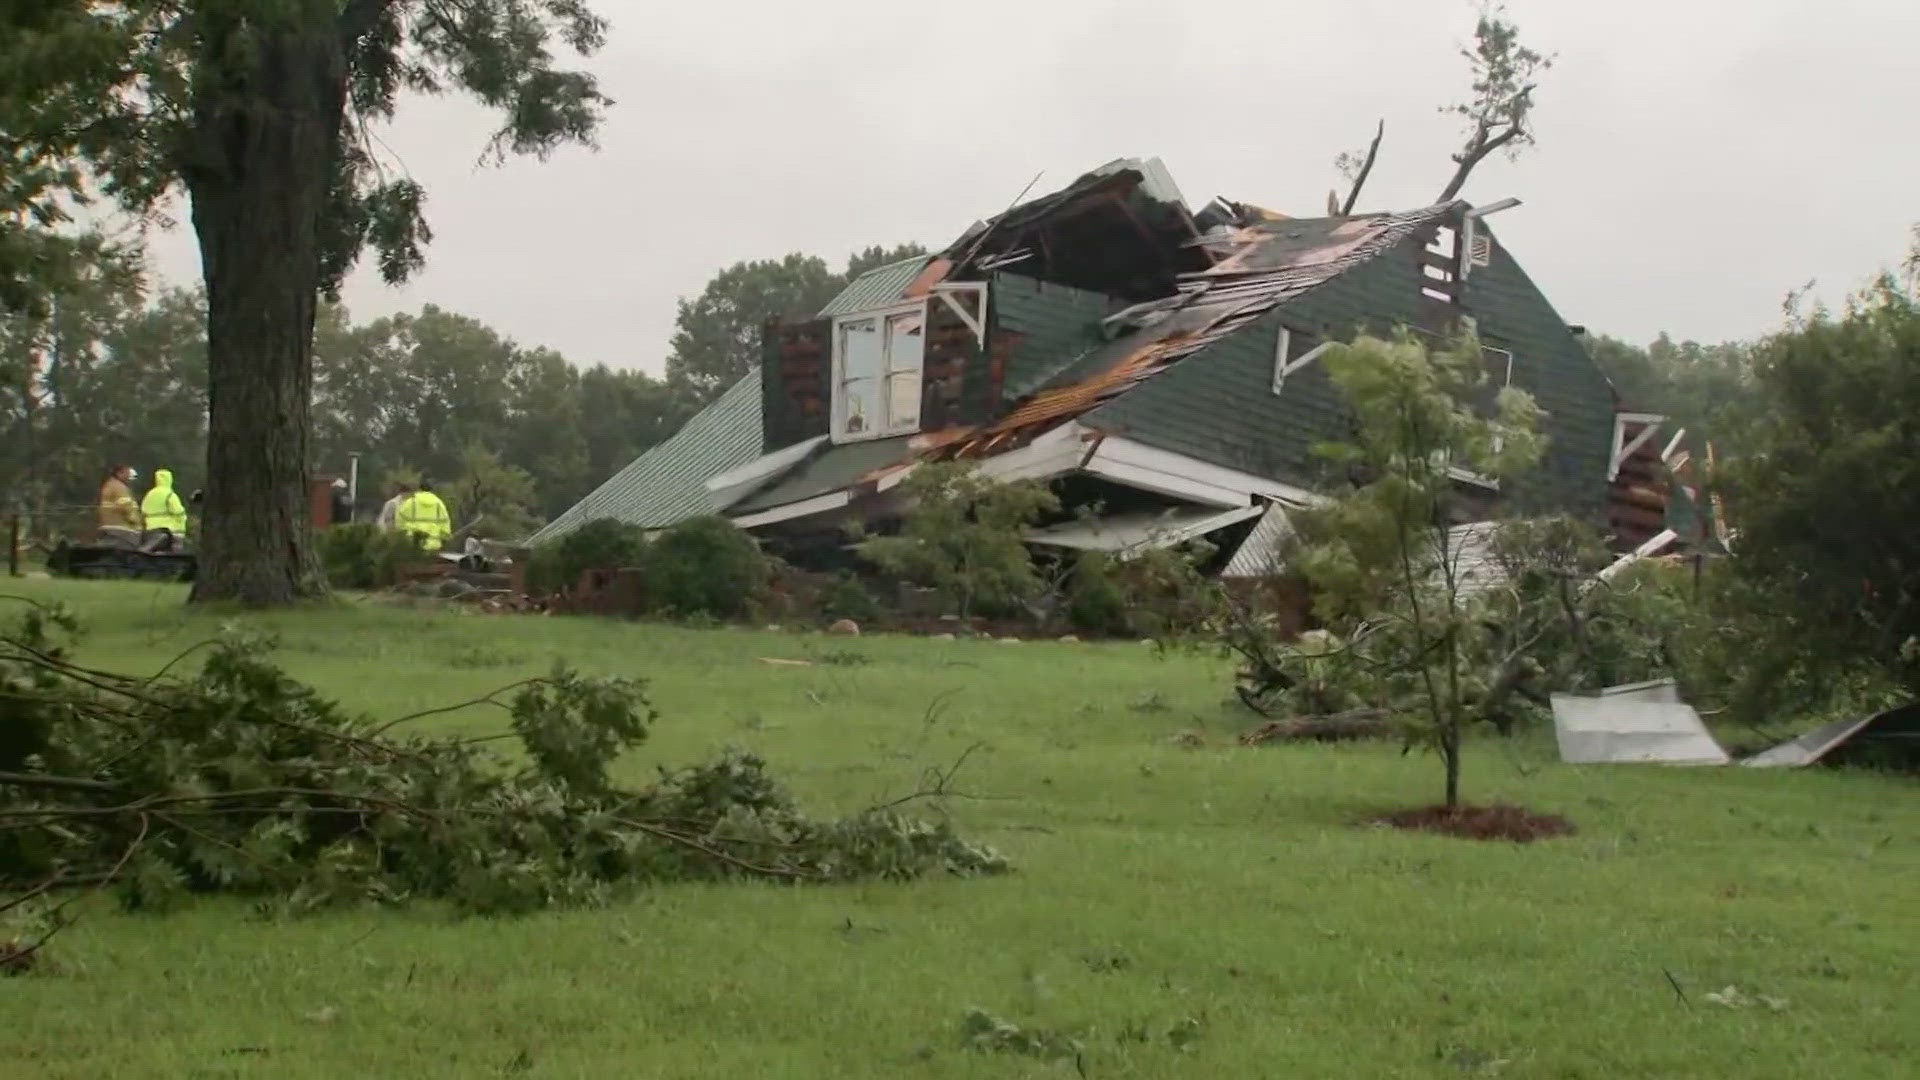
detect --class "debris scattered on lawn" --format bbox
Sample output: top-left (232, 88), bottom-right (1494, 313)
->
top-left (1742, 701), bottom-right (1920, 771)
top-left (756, 657), bottom-right (813, 667)
top-left (1241, 709), bottom-right (1392, 745)
top-left (1703, 985), bottom-right (1790, 1011)
top-left (806, 650), bottom-right (870, 667)
top-left (1168, 729), bottom-right (1206, 749)
top-left (1, 937), bottom-right (39, 977)
top-left (1373, 803), bottom-right (1575, 843)
top-left (959, 1007), bottom-right (1083, 1062)
top-left (0, 601), bottom-right (1009, 942)
top-left (1550, 679), bottom-right (1730, 765)
top-left (1437, 1045), bottom-right (1512, 1073)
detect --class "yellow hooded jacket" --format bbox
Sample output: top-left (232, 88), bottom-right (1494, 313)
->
top-left (140, 469), bottom-right (188, 536)
top-left (397, 489), bottom-right (451, 550)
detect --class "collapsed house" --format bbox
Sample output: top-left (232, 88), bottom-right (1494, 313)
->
top-left (538, 158), bottom-right (1682, 571)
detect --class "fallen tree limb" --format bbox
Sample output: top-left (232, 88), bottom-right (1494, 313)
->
top-left (1, 608), bottom-right (1009, 927)
top-left (1240, 709), bottom-right (1394, 746)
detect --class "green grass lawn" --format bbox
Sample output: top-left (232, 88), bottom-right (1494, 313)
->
top-left (3, 578), bottom-right (1916, 1079)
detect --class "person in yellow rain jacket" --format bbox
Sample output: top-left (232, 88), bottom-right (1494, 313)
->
top-left (396, 480), bottom-right (452, 551)
top-left (97, 464), bottom-right (142, 531)
top-left (140, 467), bottom-right (188, 539)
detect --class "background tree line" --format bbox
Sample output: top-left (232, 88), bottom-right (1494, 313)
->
top-left (2, 242), bottom-right (926, 538)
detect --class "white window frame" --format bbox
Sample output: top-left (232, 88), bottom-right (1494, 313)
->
top-left (830, 300), bottom-right (927, 444)
top-left (1270, 326), bottom-right (1334, 394)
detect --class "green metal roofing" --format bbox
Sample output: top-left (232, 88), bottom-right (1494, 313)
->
top-left (529, 370), bottom-right (765, 543)
top-left (731, 435), bottom-right (916, 514)
top-left (817, 256), bottom-right (932, 318)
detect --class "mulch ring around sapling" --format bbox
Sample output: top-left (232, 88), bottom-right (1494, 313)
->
top-left (1370, 803), bottom-right (1575, 843)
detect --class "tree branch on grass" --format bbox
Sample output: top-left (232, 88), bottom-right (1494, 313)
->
top-left (2, 608), bottom-right (1007, 935)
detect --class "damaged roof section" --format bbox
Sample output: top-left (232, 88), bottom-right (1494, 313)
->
top-left (941, 157), bottom-right (1208, 301)
top-left (818, 255), bottom-right (934, 318)
top-left (543, 154), bottom-right (1622, 559)
top-left (939, 203), bottom-right (1460, 459)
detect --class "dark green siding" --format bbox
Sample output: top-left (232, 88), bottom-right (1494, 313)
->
top-left (1086, 232), bottom-right (1615, 519)
top-left (1458, 229), bottom-right (1617, 517)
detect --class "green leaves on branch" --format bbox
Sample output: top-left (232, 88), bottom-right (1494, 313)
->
top-left (858, 463), bottom-right (1060, 621)
top-left (1224, 328), bottom-right (1551, 806)
top-left (0, 604), bottom-right (1005, 919)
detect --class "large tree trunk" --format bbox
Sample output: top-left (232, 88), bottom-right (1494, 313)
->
top-left (183, 16), bottom-right (346, 606)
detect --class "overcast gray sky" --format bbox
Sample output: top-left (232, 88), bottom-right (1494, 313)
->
top-left (151, 0), bottom-right (1920, 374)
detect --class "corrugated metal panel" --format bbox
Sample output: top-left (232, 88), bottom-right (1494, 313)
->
top-left (528, 370), bottom-right (765, 543)
top-left (1220, 503), bottom-right (1295, 578)
top-left (1446, 521), bottom-right (1506, 599)
top-left (817, 256), bottom-right (933, 318)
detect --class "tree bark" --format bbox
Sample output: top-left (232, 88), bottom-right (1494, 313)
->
top-left (1436, 123), bottom-right (1521, 204)
top-left (1339, 120), bottom-right (1384, 216)
top-left (183, 14), bottom-right (346, 605)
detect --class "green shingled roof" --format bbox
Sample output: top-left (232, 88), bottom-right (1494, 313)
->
top-left (528, 370), bottom-right (765, 543)
top-left (991, 272), bottom-right (1118, 401)
top-left (817, 256), bottom-right (932, 318)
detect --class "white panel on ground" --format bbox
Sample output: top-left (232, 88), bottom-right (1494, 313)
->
top-left (1550, 683), bottom-right (1729, 765)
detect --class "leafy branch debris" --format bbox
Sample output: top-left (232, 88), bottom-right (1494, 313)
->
top-left (0, 602), bottom-right (1007, 949)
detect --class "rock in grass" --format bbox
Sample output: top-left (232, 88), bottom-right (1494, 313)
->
top-left (827, 619), bottom-right (860, 636)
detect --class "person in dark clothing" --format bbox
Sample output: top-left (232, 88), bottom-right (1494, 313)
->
top-left (329, 478), bottom-right (352, 525)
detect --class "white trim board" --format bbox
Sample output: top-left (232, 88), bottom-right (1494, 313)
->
top-left (1608, 413), bottom-right (1665, 482)
top-left (729, 490), bottom-right (854, 530)
top-left (1089, 436), bottom-right (1328, 509)
top-left (972, 422), bottom-right (1094, 484)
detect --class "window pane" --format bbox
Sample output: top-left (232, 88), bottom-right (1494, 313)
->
top-left (839, 318), bottom-right (882, 436)
top-left (884, 311), bottom-right (924, 432)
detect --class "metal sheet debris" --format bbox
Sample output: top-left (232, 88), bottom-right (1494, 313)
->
top-left (1742, 702), bottom-right (1920, 770)
top-left (1551, 680), bottom-right (1729, 765)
